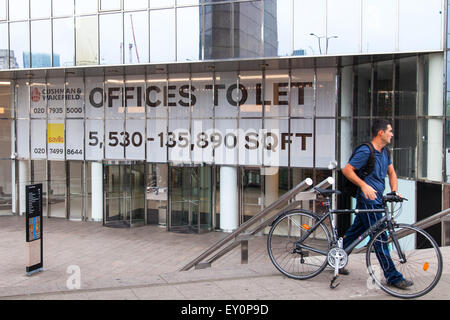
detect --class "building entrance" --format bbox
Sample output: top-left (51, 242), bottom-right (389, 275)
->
top-left (104, 161), bottom-right (145, 228)
top-left (169, 166), bottom-right (212, 233)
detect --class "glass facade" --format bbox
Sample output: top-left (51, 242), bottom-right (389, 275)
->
top-left (0, 0), bottom-right (447, 242)
top-left (0, 0), bottom-right (444, 70)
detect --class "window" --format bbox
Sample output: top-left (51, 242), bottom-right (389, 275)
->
top-left (53, 0), bottom-right (74, 16)
top-left (9, 0), bottom-right (29, 20)
top-left (53, 18), bottom-right (75, 67)
top-left (150, 0), bottom-right (174, 9)
top-left (204, 3), bottom-right (232, 60)
top-left (31, 20), bottom-right (51, 68)
top-left (0, 0), bottom-right (7, 20)
top-left (327, 0), bottom-right (361, 55)
top-left (100, 13), bottom-right (123, 65)
top-left (235, 1), bottom-right (263, 58)
top-left (0, 23), bottom-right (7, 69)
top-left (125, 11), bottom-right (148, 64)
top-left (265, 0), bottom-right (292, 57)
top-left (124, 0), bottom-right (148, 10)
top-left (10, 21), bottom-right (29, 69)
top-left (294, 0), bottom-right (326, 55)
top-left (76, 0), bottom-right (97, 15)
top-left (76, 16), bottom-right (98, 65)
top-left (30, 0), bottom-right (50, 19)
top-left (100, 0), bottom-right (121, 11)
top-left (399, 0), bottom-right (442, 51)
top-left (150, 9), bottom-right (175, 62)
top-left (177, 6), bottom-right (201, 61)
top-left (362, 0), bottom-right (396, 53)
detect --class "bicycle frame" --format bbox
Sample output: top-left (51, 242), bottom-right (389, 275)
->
top-left (295, 201), bottom-right (401, 259)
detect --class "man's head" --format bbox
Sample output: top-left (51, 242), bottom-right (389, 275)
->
top-left (372, 119), bottom-right (393, 145)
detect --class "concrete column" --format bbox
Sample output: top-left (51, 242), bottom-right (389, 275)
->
top-left (264, 171), bottom-right (278, 207)
top-left (427, 53), bottom-right (444, 181)
top-left (220, 166), bottom-right (238, 232)
top-left (91, 162), bottom-right (103, 221)
top-left (18, 160), bottom-right (28, 216)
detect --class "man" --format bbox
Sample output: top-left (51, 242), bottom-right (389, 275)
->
top-left (341, 119), bottom-right (413, 289)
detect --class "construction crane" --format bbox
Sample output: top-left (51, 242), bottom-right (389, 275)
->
top-left (130, 14), bottom-right (140, 64)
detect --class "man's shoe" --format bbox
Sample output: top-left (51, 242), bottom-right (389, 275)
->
top-left (338, 268), bottom-right (350, 276)
top-left (391, 279), bottom-right (414, 290)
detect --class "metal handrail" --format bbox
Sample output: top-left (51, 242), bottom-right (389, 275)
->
top-left (179, 177), bottom-right (315, 271)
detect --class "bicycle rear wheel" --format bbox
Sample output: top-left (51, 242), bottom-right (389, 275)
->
top-left (267, 210), bottom-right (332, 280)
top-left (366, 224), bottom-right (442, 299)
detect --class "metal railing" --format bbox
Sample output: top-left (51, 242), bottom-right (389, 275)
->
top-left (180, 177), bottom-right (336, 271)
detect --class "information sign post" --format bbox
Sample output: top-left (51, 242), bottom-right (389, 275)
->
top-left (25, 183), bottom-right (43, 276)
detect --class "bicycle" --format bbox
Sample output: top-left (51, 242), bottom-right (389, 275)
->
top-left (267, 188), bottom-right (443, 299)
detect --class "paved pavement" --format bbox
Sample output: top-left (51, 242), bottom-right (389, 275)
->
top-left (1, 215), bottom-right (450, 301)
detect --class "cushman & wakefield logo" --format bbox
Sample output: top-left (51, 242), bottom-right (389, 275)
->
top-left (31, 87), bottom-right (41, 102)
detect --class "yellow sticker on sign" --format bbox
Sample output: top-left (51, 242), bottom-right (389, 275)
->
top-left (48, 123), bottom-right (65, 144)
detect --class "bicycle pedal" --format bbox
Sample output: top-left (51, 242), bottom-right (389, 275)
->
top-left (330, 275), bottom-right (340, 289)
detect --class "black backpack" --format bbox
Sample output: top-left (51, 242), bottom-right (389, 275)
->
top-left (342, 142), bottom-right (377, 198)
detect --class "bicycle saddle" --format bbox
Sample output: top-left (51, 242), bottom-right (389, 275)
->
top-left (314, 187), bottom-right (342, 197)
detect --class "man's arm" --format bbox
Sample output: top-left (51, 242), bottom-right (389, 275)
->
top-left (387, 164), bottom-right (398, 193)
top-left (342, 163), bottom-right (377, 200)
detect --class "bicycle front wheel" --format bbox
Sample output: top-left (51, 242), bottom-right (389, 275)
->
top-left (267, 210), bottom-right (332, 280)
top-left (366, 224), bottom-right (442, 299)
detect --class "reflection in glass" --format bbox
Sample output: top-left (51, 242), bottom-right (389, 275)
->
top-left (100, 13), bottom-right (123, 65)
top-left (10, 21), bottom-right (29, 69)
top-left (316, 68), bottom-right (336, 117)
top-left (399, 0), bottom-right (442, 51)
top-left (75, 0), bottom-right (98, 15)
top-left (124, 0), bottom-right (148, 10)
top-left (53, 0), bottom-right (74, 16)
top-left (0, 160), bottom-right (12, 215)
top-left (0, 120), bottom-right (11, 156)
top-left (177, 0), bottom-right (200, 5)
top-left (235, 1), bottom-right (263, 58)
top-left (373, 61), bottom-right (393, 117)
top-left (49, 161), bottom-right (66, 218)
top-left (150, 9), bottom-right (175, 62)
top-left (31, 20), bottom-right (51, 68)
top-left (69, 161), bottom-right (84, 220)
top-left (294, 0), bottom-right (326, 55)
top-left (352, 118), bottom-right (370, 147)
top-left (100, 0), bottom-right (121, 11)
top-left (327, 0), bottom-right (360, 55)
top-left (396, 57), bottom-right (416, 116)
top-left (76, 16), bottom-right (98, 65)
top-left (150, 0), bottom-right (174, 8)
top-left (265, 0), bottom-right (291, 57)
top-left (177, 6), bottom-right (201, 61)
top-left (354, 63), bottom-right (371, 116)
top-left (204, 3), bottom-right (232, 59)
top-left (362, 0), bottom-right (395, 53)
top-left (0, 0), bottom-right (6, 20)
top-left (0, 23), bottom-right (7, 69)
top-left (53, 18), bottom-right (74, 67)
top-left (9, 0), bottom-right (29, 20)
top-left (394, 119), bottom-right (417, 179)
top-left (125, 12), bottom-right (148, 64)
top-left (30, 0), bottom-right (51, 18)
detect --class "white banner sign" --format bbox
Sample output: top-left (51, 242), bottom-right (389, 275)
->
top-left (17, 70), bottom-right (336, 167)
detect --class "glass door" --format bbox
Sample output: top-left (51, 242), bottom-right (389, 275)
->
top-left (169, 165), bottom-right (212, 233)
top-left (240, 167), bottom-right (262, 223)
top-left (104, 162), bottom-right (145, 228)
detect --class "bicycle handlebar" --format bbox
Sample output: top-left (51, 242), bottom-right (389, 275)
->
top-left (383, 191), bottom-right (408, 203)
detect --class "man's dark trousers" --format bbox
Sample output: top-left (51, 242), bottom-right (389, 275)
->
top-left (342, 201), bottom-right (404, 285)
